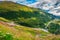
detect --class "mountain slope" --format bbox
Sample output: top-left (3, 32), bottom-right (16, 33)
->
top-left (0, 1), bottom-right (54, 28)
top-left (0, 21), bottom-right (60, 40)
top-left (0, 1), bottom-right (60, 40)
top-left (0, 21), bottom-right (50, 40)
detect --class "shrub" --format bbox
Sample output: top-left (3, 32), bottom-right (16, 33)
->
top-left (0, 32), bottom-right (13, 40)
top-left (47, 23), bottom-right (60, 35)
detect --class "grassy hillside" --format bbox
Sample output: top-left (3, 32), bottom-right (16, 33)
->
top-left (0, 1), bottom-right (54, 28)
top-left (0, 21), bottom-right (60, 40)
top-left (0, 21), bottom-right (48, 40)
top-left (0, 1), bottom-right (60, 40)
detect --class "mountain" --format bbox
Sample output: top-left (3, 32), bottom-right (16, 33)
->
top-left (0, 1), bottom-right (60, 34)
top-left (0, 1), bottom-right (60, 40)
top-left (0, 20), bottom-right (60, 40)
top-left (28, 0), bottom-right (60, 16)
top-left (0, 1), bottom-right (55, 28)
top-left (0, 21), bottom-right (50, 40)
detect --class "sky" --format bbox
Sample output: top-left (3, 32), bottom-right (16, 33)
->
top-left (0, 0), bottom-right (38, 5)
top-left (0, 0), bottom-right (57, 5)
top-left (17, 0), bottom-right (37, 5)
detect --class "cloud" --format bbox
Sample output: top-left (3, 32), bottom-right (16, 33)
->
top-left (0, 0), bottom-right (37, 5)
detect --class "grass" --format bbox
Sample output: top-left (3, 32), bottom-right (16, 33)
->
top-left (0, 21), bottom-right (60, 40)
top-left (0, 21), bottom-right (50, 40)
top-left (0, 17), bottom-right (10, 22)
